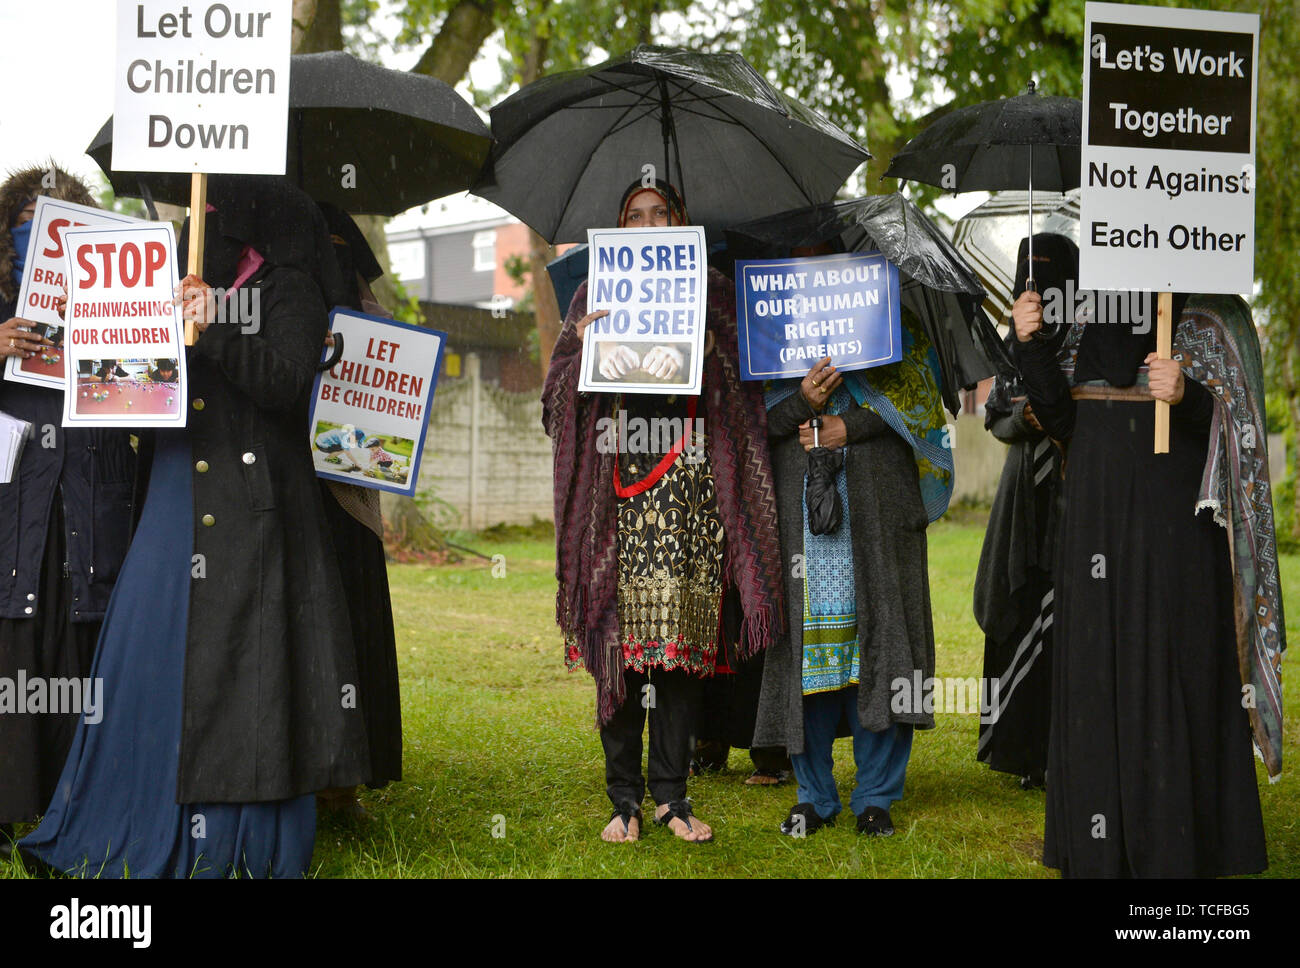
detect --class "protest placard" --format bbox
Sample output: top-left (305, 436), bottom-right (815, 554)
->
top-left (579, 226), bottom-right (708, 395)
top-left (734, 252), bottom-right (902, 381)
top-left (60, 222), bottom-right (186, 428)
top-left (1079, 2), bottom-right (1258, 293)
top-left (308, 309), bottom-right (445, 497)
top-left (112, 0), bottom-right (292, 175)
top-left (5, 196), bottom-right (140, 390)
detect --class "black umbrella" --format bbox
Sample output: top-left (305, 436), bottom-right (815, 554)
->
top-left (472, 45), bottom-right (870, 243)
top-left (805, 417), bottom-right (843, 535)
top-left (87, 51), bottom-right (491, 216)
top-left (883, 81), bottom-right (1081, 288)
top-left (726, 193), bottom-right (1010, 413)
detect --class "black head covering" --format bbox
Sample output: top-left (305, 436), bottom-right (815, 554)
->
top-left (316, 201), bottom-right (384, 311)
top-left (1012, 232), bottom-right (1076, 356)
top-left (178, 174), bottom-right (347, 308)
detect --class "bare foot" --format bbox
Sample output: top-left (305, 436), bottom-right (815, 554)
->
top-left (655, 803), bottom-right (713, 842)
top-left (601, 813), bottom-right (640, 843)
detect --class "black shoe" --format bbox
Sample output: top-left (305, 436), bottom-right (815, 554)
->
top-left (856, 807), bottom-right (895, 837)
top-left (779, 802), bottom-right (835, 837)
top-left (1019, 769), bottom-right (1046, 790)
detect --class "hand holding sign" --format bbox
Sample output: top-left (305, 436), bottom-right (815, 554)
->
top-left (175, 274), bottom-right (219, 334)
top-left (0, 317), bottom-right (53, 360)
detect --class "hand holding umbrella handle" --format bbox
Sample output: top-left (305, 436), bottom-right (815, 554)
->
top-left (810, 415), bottom-right (822, 449)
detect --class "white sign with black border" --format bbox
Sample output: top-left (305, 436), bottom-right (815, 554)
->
top-left (1079, 2), bottom-right (1258, 294)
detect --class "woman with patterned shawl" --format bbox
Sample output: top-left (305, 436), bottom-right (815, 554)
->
top-left (973, 234), bottom-right (1074, 789)
top-left (1013, 282), bottom-right (1283, 877)
top-left (754, 263), bottom-right (951, 838)
top-left (542, 180), bottom-right (785, 843)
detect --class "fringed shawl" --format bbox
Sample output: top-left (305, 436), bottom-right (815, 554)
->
top-left (542, 268), bottom-right (786, 726)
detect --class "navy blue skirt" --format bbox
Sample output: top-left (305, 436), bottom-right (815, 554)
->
top-left (22, 432), bottom-right (315, 878)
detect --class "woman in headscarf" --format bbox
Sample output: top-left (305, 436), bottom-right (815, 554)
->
top-left (542, 179), bottom-right (785, 843)
top-left (19, 175), bottom-right (368, 878)
top-left (753, 244), bottom-right (947, 838)
top-left (0, 165), bottom-right (135, 851)
top-left (972, 234), bottom-right (1074, 789)
top-left (1012, 279), bottom-right (1282, 877)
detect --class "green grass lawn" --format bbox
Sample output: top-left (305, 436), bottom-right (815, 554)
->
top-left (6, 514), bottom-right (1295, 879)
top-left (306, 512), bottom-right (1298, 879)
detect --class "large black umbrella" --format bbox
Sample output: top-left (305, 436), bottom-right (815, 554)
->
top-left (87, 51), bottom-right (491, 216)
top-left (472, 45), bottom-right (870, 243)
top-left (883, 82), bottom-right (1081, 287)
top-left (726, 193), bottom-right (1009, 413)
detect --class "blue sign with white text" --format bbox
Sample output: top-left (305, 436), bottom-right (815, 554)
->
top-left (735, 252), bottom-right (902, 381)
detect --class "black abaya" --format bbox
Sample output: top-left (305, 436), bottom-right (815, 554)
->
top-left (1019, 337), bottom-right (1267, 877)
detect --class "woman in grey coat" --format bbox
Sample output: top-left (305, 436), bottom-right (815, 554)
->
top-left (754, 324), bottom-right (942, 836)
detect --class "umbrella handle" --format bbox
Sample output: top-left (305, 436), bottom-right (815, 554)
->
top-left (810, 415), bottom-right (822, 449)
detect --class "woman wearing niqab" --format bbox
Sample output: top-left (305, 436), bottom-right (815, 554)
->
top-left (1012, 276), bottom-right (1282, 877)
top-left (21, 175), bottom-right (368, 878)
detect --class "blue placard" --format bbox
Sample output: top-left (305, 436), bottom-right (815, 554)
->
top-left (735, 252), bottom-right (902, 380)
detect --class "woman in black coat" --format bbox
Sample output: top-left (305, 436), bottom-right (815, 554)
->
top-left (0, 165), bottom-right (135, 846)
top-left (20, 176), bottom-right (369, 878)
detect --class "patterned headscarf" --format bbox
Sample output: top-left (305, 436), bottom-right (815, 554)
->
top-left (617, 179), bottom-right (687, 228)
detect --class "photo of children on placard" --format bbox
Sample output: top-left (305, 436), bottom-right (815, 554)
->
top-left (311, 419), bottom-right (414, 486)
top-left (14, 320), bottom-right (67, 380)
top-left (73, 357), bottom-right (182, 417)
top-left (587, 339), bottom-right (694, 385)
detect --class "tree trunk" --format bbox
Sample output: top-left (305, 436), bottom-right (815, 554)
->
top-left (380, 491), bottom-right (450, 561)
top-left (411, 1), bottom-right (498, 84)
top-left (292, 0), bottom-right (341, 54)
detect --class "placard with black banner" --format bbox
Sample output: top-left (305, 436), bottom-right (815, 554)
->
top-left (1079, 2), bottom-right (1258, 293)
top-left (307, 308), bottom-right (445, 497)
top-left (735, 252), bottom-right (902, 381)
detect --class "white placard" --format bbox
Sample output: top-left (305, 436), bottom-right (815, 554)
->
top-left (1079, 2), bottom-right (1258, 293)
top-left (5, 196), bottom-right (140, 390)
top-left (61, 223), bottom-right (187, 428)
top-left (112, 0), bottom-right (292, 175)
top-left (308, 309), bottom-right (446, 497)
top-left (579, 226), bottom-right (708, 395)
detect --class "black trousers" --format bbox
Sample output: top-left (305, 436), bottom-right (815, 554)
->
top-left (601, 668), bottom-right (703, 809)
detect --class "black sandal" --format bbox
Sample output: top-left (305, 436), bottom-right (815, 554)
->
top-left (607, 801), bottom-right (643, 840)
top-left (655, 799), bottom-right (713, 842)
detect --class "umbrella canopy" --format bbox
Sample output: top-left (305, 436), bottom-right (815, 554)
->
top-left (87, 51), bottom-right (491, 216)
top-left (883, 84), bottom-right (1082, 194)
top-left (952, 190), bottom-right (1081, 323)
top-left (473, 45), bottom-right (869, 243)
top-left (726, 193), bottom-right (1008, 413)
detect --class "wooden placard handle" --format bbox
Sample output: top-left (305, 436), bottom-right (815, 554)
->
top-left (185, 172), bottom-right (207, 346)
top-left (1154, 290), bottom-right (1172, 454)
